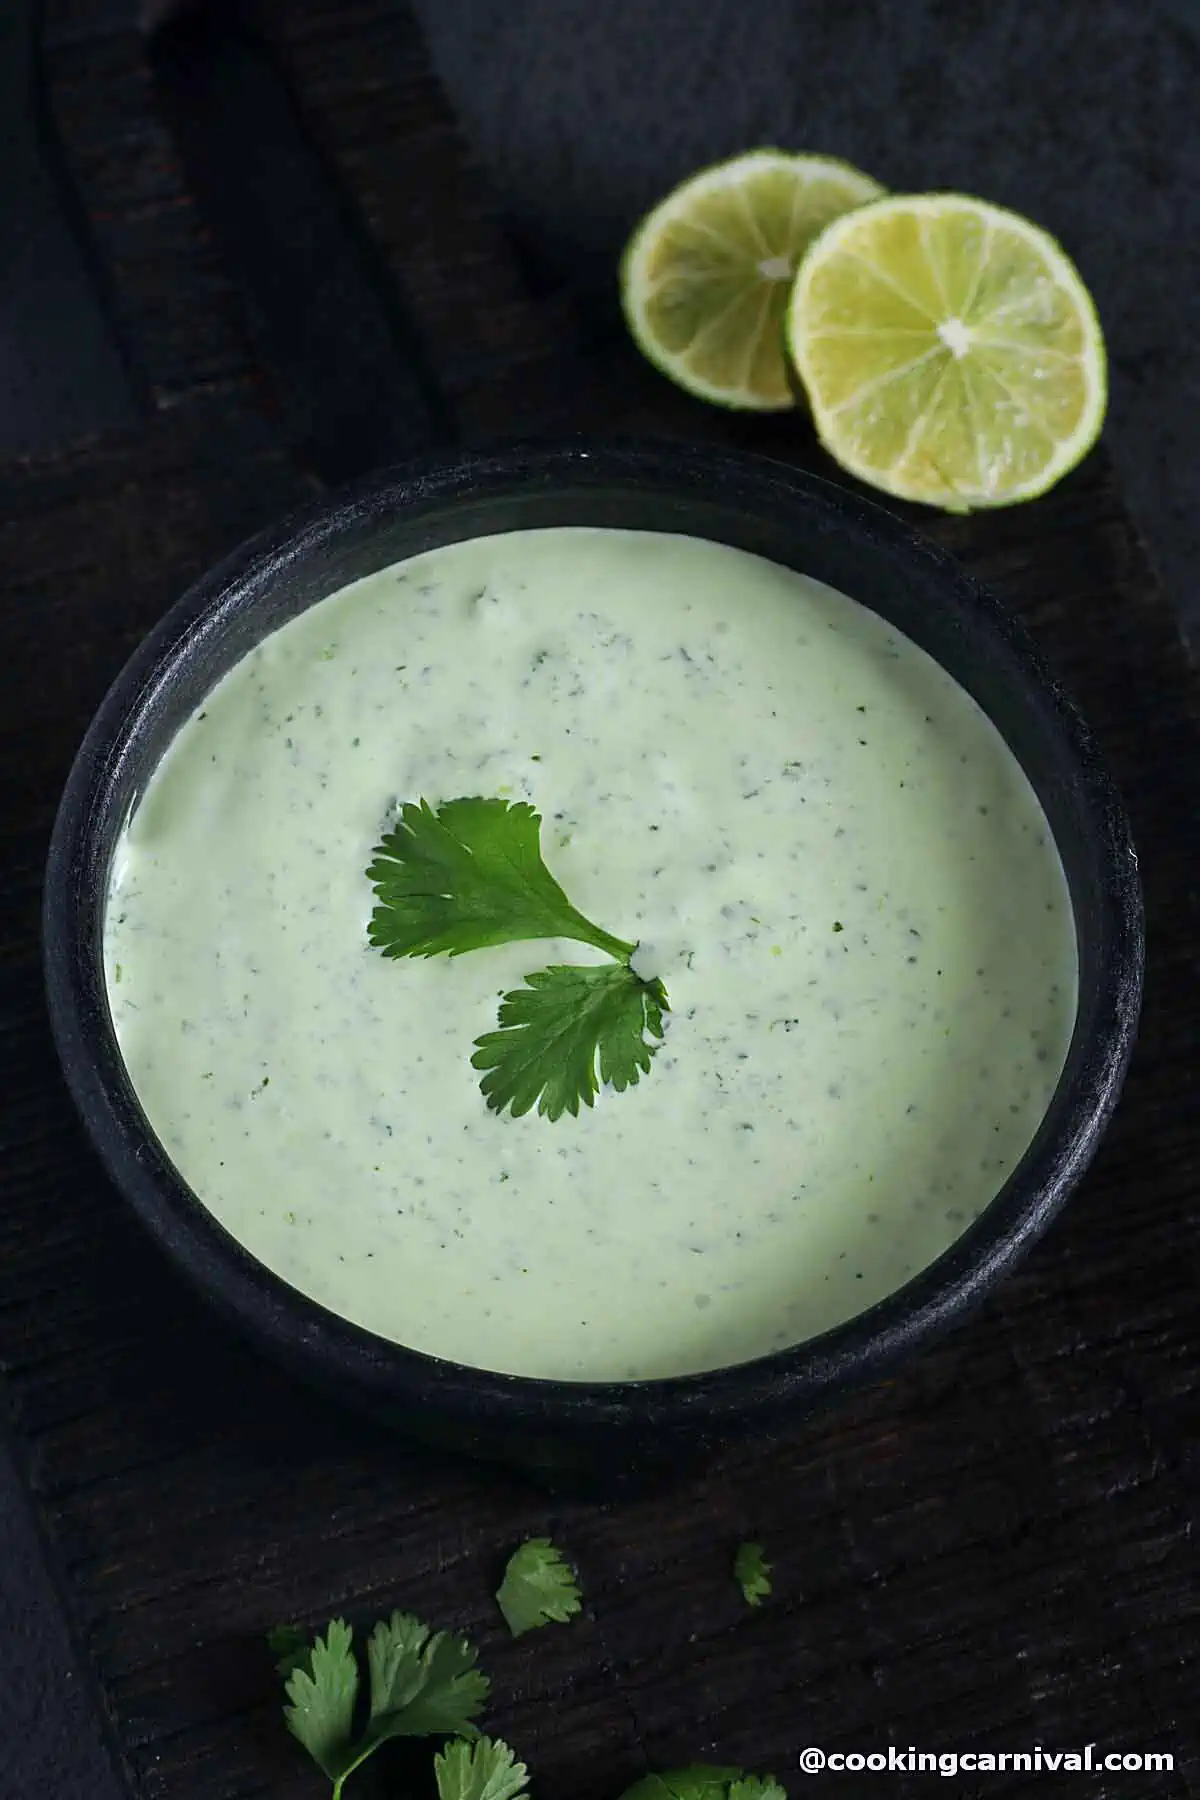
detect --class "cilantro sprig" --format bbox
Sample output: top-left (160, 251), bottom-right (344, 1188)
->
top-left (271, 1605), bottom-right (788, 1800)
top-left (367, 797), bottom-right (669, 1120)
top-left (495, 1537), bottom-right (583, 1638)
top-left (273, 1612), bottom-right (488, 1798)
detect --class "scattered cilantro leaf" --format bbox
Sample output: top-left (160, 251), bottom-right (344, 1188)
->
top-left (618, 1769), bottom-right (759, 1800)
top-left (729, 1779), bottom-right (786, 1800)
top-left (733, 1543), bottom-right (772, 1608)
top-left (267, 1622), bottom-right (313, 1679)
top-left (496, 1538), bottom-right (584, 1637)
top-left (363, 1610), bottom-right (489, 1742)
top-left (275, 1610), bottom-right (489, 1797)
top-left (473, 963), bottom-right (668, 1120)
top-left (367, 797), bottom-right (671, 1120)
top-left (435, 1735), bottom-right (531, 1800)
top-left (367, 797), bottom-right (633, 962)
top-left (282, 1619), bottom-right (359, 1788)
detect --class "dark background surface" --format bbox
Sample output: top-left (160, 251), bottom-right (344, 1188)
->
top-left (1, 3), bottom-right (1198, 1798)
top-left (5, 0), bottom-right (1198, 626)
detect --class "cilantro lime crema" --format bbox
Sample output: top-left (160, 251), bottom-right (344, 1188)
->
top-left (103, 528), bottom-right (1077, 1380)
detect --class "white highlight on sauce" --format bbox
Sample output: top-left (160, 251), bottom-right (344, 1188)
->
top-left (104, 528), bottom-right (1077, 1380)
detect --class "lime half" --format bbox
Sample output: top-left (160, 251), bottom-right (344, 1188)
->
top-left (786, 192), bottom-right (1107, 509)
top-left (621, 151), bottom-right (884, 410)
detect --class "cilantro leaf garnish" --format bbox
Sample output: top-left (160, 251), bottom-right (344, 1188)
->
top-left (363, 1610), bottom-right (489, 1741)
top-left (473, 963), bottom-right (667, 1120)
top-left (620, 1769), bottom-right (785, 1800)
top-left (282, 1619), bottom-right (360, 1789)
top-left (733, 1542), bottom-right (772, 1608)
top-left (367, 797), bottom-right (670, 1120)
top-left (435, 1735), bottom-right (531, 1800)
top-left (729, 1780), bottom-right (787, 1800)
top-left (367, 797), bottom-right (633, 962)
top-left (618, 1770), bottom-right (741, 1800)
top-left (495, 1537), bottom-right (584, 1637)
top-left (274, 1613), bottom-right (489, 1797)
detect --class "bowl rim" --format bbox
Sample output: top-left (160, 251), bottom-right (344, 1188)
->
top-left (42, 435), bottom-right (1145, 1440)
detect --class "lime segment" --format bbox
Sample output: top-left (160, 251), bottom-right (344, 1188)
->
top-left (786, 193), bottom-right (1107, 509)
top-left (621, 151), bottom-right (885, 411)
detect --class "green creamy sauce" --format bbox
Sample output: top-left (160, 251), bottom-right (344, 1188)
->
top-left (104, 528), bottom-right (1077, 1379)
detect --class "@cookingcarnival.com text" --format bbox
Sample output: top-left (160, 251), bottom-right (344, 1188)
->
top-left (797, 1745), bottom-right (1174, 1777)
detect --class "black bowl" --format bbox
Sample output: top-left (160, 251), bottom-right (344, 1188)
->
top-left (43, 439), bottom-right (1144, 1485)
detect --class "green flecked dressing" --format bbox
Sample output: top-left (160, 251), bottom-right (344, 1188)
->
top-left (103, 528), bottom-right (1077, 1380)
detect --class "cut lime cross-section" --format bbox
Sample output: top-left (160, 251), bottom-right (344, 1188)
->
top-left (786, 192), bottom-right (1107, 510)
top-left (621, 150), bottom-right (884, 411)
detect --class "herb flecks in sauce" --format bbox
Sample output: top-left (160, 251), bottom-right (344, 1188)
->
top-left (366, 797), bottom-right (669, 1120)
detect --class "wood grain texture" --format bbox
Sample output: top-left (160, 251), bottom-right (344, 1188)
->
top-left (4, 3), bottom-right (1200, 1797)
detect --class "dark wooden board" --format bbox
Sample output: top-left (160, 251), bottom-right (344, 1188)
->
top-left (4, 3), bottom-right (1200, 1797)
